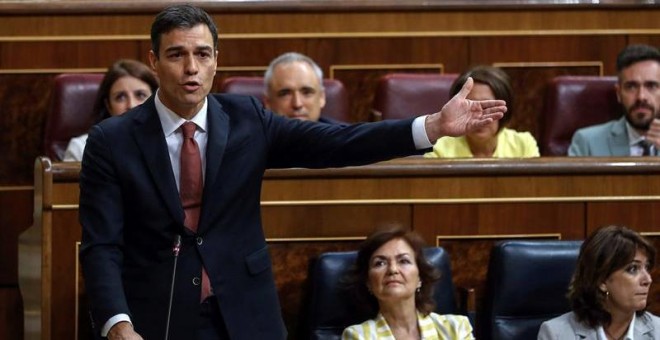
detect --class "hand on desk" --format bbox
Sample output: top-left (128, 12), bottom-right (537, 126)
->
top-left (108, 321), bottom-right (143, 340)
top-left (425, 77), bottom-right (507, 143)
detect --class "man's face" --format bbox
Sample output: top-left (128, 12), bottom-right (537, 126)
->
top-left (616, 60), bottom-right (660, 131)
top-left (149, 24), bottom-right (217, 119)
top-left (265, 61), bottom-right (326, 122)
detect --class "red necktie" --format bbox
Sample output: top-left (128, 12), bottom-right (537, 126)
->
top-left (179, 121), bottom-right (211, 301)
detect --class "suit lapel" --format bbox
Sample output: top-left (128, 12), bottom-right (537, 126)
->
top-left (132, 98), bottom-right (185, 225)
top-left (634, 313), bottom-right (653, 339)
top-left (199, 95), bottom-right (229, 231)
top-left (609, 117), bottom-right (630, 156)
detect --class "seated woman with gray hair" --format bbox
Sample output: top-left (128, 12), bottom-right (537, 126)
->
top-left (538, 225), bottom-right (660, 340)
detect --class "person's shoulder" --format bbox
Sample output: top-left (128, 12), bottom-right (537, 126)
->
top-left (209, 93), bottom-right (267, 117)
top-left (540, 311), bottom-right (577, 330)
top-left (318, 116), bottom-right (346, 125)
top-left (573, 118), bottom-right (621, 137)
top-left (428, 312), bottom-right (472, 330)
top-left (341, 318), bottom-right (377, 339)
top-left (429, 312), bottom-right (469, 322)
top-left (640, 311), bottom-right (660, 326)
top-left (210, 93), bottom-right (261, 106)
top-left (501, 128), bottom-right (537, 143)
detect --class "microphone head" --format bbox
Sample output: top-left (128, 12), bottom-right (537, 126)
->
top-left (172, 235), bottom-right (182, 256)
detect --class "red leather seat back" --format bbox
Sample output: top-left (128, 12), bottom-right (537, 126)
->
top-left (219, 76), bottom-right (350, 123)
top-left (219, 76), bottom-right (265, 102)
top-left (372, 73), bottom-right (459, 120)
top-left (540, 76), bottom-right (620, 156)
top-left (43, 73), bottom-right (104, 161)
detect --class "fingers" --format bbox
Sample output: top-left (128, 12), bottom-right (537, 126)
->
top-left (456, 77), bottom-right (474, 100)
top-left (478, 99), bottom-right (507, 109)
top-left (481, 105), bottom-right (507, 117)
top-left (471, 117), bottom-right (494, 130)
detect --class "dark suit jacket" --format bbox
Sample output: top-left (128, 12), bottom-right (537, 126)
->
top-left (79, 93), bottom-right (420, 339)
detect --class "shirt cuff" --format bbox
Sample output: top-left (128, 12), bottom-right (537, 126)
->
top-left (101, 314), bottom-right (131, 337)
top-left (412, 115), bottom-right (433, 149)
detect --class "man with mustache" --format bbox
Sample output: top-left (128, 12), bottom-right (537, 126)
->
top-left (569, 44), bottom-right (660, 156)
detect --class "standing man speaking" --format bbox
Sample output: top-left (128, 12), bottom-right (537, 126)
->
top-left (79, 4), bottom-right (506, 340)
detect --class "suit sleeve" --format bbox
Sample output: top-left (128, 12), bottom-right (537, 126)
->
top-left (257, 99), bottom-right (421, 169)
top-left (79, 124), bottom-right (131, 333)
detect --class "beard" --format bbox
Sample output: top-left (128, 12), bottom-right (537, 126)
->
top-left (624, 101), bottom-right (658, 131)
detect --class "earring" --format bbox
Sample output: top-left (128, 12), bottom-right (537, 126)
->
top-left (605, 291), bottom-right (609, 299)
top-left (416, 282), bottom-right (422, 293)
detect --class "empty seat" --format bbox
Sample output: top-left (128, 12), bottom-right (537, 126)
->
top-left (219, 76), bottom-right (350, 123)
top-left (306, 247), bottom-right (459, 340)
top-left (478, 240), bottom-right (582, 340)
top-left (43, 73), bottom-right (104, 161)
top-left (539, 76), bottom-right (620, 156)
top-left (372, 73), bottom-right (459, 120)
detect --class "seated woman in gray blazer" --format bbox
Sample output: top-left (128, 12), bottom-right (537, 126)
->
top-left (538, 225), bottom-right (660, 340)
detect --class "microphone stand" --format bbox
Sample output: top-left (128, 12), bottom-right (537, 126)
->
top-left (164, 235), bottom-right (182, 340)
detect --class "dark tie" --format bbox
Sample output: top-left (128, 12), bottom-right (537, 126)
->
top-left (639, 140), bottom-right (653, 156)
top-left (179, 121), bottom-right (211, 301)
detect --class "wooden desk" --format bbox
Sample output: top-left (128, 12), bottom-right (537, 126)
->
top-left (20, 156), bottom-right (660, 339)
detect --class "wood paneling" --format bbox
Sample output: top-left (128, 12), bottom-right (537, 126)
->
top-left (20, 157), bottom-right (660, 339)
top-left (1, 33), bottom-right (655, 184)
top-left (1, 7), bottom-right (659, 36)
top-left (262, 205), bottom-right (411, 238)
top-left (585, 202), bottom-right (660, 233)
top-left (0, 74), bottom-right (56, 185)
top-left (3, 3), bottom-right (660, 338)
top-left (0, 41), bottom-right (148, 69)
top-left (0, 187), bottom-right (31, 340)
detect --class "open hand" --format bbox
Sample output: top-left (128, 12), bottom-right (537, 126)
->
top-left (425, 77), bottom-right (507, 142)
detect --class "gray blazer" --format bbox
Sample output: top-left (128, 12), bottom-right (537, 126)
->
top-left (568, 117), bottom-right (630, 156)
top-left (538, 311), bottom-right (660, 340)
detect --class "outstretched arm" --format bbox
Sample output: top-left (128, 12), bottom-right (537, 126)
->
top-left (424, 77), bottom-right (507, 142)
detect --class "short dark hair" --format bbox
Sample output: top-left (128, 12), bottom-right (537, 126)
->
top-left (150, 4), bottom-right (218, 59)
top-left (449, 65), bottom-right (514, 130)
top-left (93, 59), bottom-right (158, 120)
top-left (616, 44), bottom-right (660, 73)
top-left (569, 225), bottom-right (656, 328)
top-left (344, 226), bottom-right (441, 316)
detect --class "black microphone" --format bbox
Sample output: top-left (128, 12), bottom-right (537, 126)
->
top-left (164, 235), bottom-right (182, 340)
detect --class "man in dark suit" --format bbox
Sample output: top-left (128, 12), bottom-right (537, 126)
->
top-left (79, 4), bottom-right (506, 340)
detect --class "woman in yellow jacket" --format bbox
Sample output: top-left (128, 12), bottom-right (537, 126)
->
top-left (424, 66), bottom-right (539, 158)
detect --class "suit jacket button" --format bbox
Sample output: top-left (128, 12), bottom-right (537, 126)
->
top-left (192, 277), bottom-right (201, 286)
top-left (196, 236), bottom-right (203, 245)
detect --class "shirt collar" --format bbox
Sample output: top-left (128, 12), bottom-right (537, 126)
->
top-left (596, 313), bottom-right (636, 340)
top-left (154, 89), bottom-right (208, 136)
top-left (626, 121), bottom-right (646, 147)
